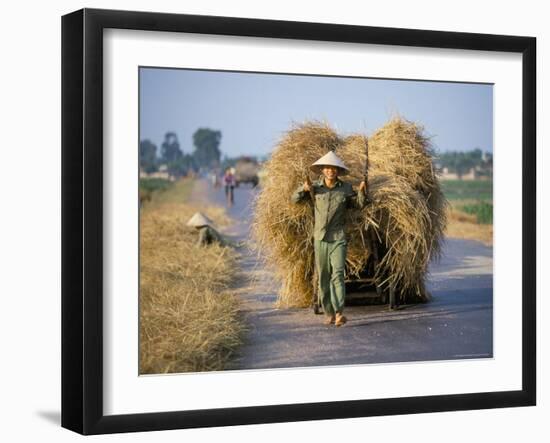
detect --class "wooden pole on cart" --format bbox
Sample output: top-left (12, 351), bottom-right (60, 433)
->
top-left (363, 136), bottom-right (383, 300)
top-left (370, 229), bottom-right (383, 298)
top-left (305, 174), bottom-right (322, 315)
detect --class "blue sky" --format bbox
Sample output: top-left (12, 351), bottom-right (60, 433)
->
top-left (139, 67), bottom-right (493, 158)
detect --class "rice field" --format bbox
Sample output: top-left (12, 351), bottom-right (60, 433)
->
top-left (458, 201), bottom-right (493, 224)
top-left (441, 179), bottom-right (493, 244)
top-left (440, 179), bottom-right (493, 201)
top-left (139, 177), bottom-right (173, 194)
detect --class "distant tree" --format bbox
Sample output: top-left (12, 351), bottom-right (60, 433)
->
top-left (139, 139), bottom-right (158, 173)
top-left (455, 154), bottom-right (476, 178)
top-left (221, 155), bottom-right (247, 172)
top-left (438, 148), bottom-right (489, 178)
top-left (160, 132), bottom-right (183, 163)
top-left (470, 148), bottom-right (483, 161)
top-left (192, 128), bottom-right (222, 169)
top-left (167, 154), bottom-right (196, 177)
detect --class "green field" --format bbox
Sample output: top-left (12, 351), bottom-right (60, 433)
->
top-left (458, 201), bottom-right (493, 224)
top-left (140, 178), bottom-right (194, 210)
top-left (440, 179), bottom-right (493, 201)
top-left (139, 177), bottom-right (173, 194)
top-left (441, 179), bottom-right (493, 225)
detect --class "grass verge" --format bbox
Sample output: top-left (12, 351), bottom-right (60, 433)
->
top-left (456, 201), bottom-right (493, 224)
top-left (446, 205), bottom-right (493, 246)
top-left (140, 178), bottom-right (244, 374)
top-left (441, 179), bottom-right (493, 246)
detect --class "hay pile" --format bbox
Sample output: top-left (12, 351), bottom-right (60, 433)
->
top-left (140, 198), bottom-right (243, 374)
top-left (252, 117), bottom-right (447, 308)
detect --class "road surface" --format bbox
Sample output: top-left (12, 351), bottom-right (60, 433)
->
top-left (191, 179), bottom-right (493, 370)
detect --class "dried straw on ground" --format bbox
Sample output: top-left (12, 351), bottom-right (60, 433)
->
top-left (140, 201), bottom-right (243, 374)
top-left (252, 117), bottom-right (447, 308)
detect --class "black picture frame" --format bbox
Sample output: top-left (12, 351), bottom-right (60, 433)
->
top-left (61, 8), bottom-right (536, 435)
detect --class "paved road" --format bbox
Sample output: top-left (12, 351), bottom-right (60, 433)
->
top-left (192, 179), bottom-right (493, 370)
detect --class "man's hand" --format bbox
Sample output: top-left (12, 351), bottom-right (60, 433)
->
top-left (359, 180), bottom-right (367, 193)
top-left (303, 179), bottom-right (311, 193)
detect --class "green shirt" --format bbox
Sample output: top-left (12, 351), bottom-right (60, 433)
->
top-left (291, 177), bottom-right (368, 241)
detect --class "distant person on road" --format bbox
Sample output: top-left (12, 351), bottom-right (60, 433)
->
top-left (223, 168), bottom-right (236, 207)
top-left (210, 171), bottom-right (221, 189)
top-left (291, 151), bottom-right (368, 327)
top-left (187, 212), bottom-right (226, 247)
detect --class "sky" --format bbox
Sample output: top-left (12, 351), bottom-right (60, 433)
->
top-left (139, 67), bottom-right (493, 159)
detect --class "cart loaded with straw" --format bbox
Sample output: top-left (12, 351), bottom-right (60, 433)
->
top-left (252, 117), bottom-right (448, 311)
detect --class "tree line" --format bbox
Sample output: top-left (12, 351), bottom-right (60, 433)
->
top-left (140, 128), bottom-right (222, 177)
top-left (436, 148), bottom-right (493, 178)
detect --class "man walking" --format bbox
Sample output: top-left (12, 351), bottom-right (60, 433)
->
top-left (291, 151), bottom-right (367, 327)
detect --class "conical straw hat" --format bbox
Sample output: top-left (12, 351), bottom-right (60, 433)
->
top-left (187, 212), bottom-right (213, 227)
top-left (310, 151), bottom-right (349, 175)
top-left (311, 151), bottom-right (349, 175)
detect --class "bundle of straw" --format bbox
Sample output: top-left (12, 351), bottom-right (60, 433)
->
top-left (252, 117), bottom-right (448, 308)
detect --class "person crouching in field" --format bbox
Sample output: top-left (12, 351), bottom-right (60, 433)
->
top-left (187, 212), bottom-right (226, 247)
top-left (291, 151), bottom-right (367, 327)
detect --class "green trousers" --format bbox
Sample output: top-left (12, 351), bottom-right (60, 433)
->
top-left (314, 239), bottom-right (347, 316)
